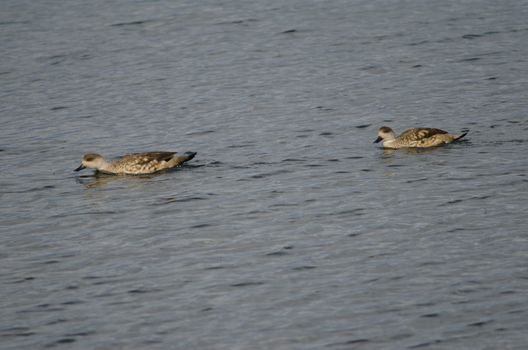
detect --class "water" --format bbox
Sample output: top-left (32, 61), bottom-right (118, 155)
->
top-left (1, 0), bottom-right (528, 348)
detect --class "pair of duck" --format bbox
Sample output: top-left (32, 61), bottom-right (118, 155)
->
top-left (75, 126), bottom-right (468, 175)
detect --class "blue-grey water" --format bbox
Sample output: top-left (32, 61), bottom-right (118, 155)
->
top-left (2, 0), bottom-right (528, 349)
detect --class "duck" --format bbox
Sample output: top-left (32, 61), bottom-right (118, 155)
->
top-left (74, 151), bottom-right (196, 175)
top-left (374, 126), bottom-right (467, 149)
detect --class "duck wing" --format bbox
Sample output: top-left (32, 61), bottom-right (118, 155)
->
top-left (121, 152), bottom-right (176, 164)
top-left (398, 128), bottom-right (448, 141)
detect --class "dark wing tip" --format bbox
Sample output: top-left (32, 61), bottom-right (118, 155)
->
top-left (455, 132), bottom-right (468, 141)
top-left (184, 152), bottom-right (197, 160)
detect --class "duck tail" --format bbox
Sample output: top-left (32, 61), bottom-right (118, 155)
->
top-left (455, 131), bottom-right (468, 141)
top-left (183, 151), bottom-right (197, 162)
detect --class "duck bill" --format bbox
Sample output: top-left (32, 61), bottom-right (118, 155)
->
top-left (373, 136), bottom-right (383, 143)
top-left (74, 164), bottom-right (86, 171)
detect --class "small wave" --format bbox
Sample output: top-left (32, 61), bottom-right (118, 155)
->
top-left (406, 177), bottom-right (428, 183)
top-left (190, 223), bottom-right (211, 229)
top-left (409, 340), bottom-right (443, 349)
top-left (157, 196), bottom-right (208, 204)
top-left (128, 288), bottom-right (160, 294)
top-left (326, 338), bottom-right (369, 347)
top-left (468, 319), bottom-right (493, 327)
top-left (457, 57), bottom-right (481, 62)
top-left (265, 250), bottom-right (288, 256)
top-left (50, 106), bottom-right (69, 111)
top-left (51, 338), bottom-right (76, 345)
top-left (315, 106), bottom-right (335, 111)
top-left (110, 20), bottom-right (151, 27)
top-left (355, 124), bottom-right (371, 129)
top-left (214, 18), bottom-right (259, 25)
top-left (292, 265), bottom-right (316, 271)
top-left (186, 129), bottom-right (215, 136)
top-left (282, 158), bottom-right (305, 162)
top-left (462, 31), bottom-right (500, 39)
top-left (250, 169), bottom-right (291, 178)
top-left (230, 281), bottom-right (265, 287)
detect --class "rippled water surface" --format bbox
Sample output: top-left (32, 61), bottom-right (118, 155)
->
top-left (2, 0), bottom-right (528, 349)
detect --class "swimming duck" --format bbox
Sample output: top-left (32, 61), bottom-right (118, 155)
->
top-left (374, 127), bottom-right (467, 149)
top-left (74, 151), bottom-right (196, 175)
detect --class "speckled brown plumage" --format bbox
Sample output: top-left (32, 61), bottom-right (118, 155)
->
top-left (374, 126), bottom-right (467, 149)
top-left (75, 151), bottom-right (196, 175)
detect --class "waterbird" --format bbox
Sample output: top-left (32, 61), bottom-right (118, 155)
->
top-left (74, 151), bottom-right (196, 175)
top-left (374, 126), bottom-right (467, 149)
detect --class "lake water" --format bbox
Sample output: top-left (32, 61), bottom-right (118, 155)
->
top-left (1, 0), bottom-right (528, 349)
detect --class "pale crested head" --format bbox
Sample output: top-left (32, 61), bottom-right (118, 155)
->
top-left (75, 153), bottom-right (106, 171)
top-left (82, 153), bottom-right (106, 168)
top-left (374, 126), bottom-right (396, 143)
top-left (82, 153), bottom-right (102, 162)
top-left (379, 126), bottom-right (393, 134)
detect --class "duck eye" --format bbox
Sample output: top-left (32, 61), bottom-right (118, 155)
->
top-left (86, 156), bottom-right (95, 162)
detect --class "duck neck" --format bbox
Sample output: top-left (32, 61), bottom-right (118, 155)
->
top-left (95, 159), bottom-right (114, 173)
top-left (383, 139), bottom-right (397, 148)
